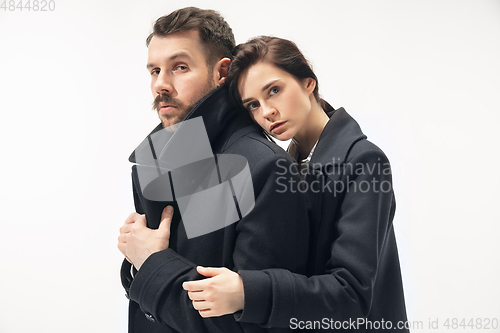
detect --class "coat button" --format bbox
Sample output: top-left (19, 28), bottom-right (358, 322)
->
top-left (144, 313), bottom-right (156, 323)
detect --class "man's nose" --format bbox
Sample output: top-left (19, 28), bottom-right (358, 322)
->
top-left (154, 72), bottom-right (174, 96)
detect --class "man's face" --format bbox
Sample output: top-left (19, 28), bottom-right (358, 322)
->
top-left (147, 30), bottom-right (217, 127)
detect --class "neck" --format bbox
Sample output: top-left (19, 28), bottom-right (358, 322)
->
top-left (293, 99), bottom-right (329, 159)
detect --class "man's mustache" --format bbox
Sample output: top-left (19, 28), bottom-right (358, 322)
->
top-left (153, 94), bottom-right (180, 111)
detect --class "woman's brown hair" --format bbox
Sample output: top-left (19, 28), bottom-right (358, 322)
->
top-left (227, 36), bottom-right (334, 114)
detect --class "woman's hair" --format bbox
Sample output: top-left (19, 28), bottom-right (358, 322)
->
top-left (227, 36), bottom-right (334, 113)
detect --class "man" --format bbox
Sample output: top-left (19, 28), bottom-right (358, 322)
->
top-left (117, 7), bottom-right (309, 333)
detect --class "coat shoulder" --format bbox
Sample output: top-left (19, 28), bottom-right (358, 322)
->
top-left (346, 138), bottom-right (391, 164)
top-left (224, 127), bottom-right (293, 165)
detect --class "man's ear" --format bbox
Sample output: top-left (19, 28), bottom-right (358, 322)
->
top-left (214, 58), bottom-right (231, 86)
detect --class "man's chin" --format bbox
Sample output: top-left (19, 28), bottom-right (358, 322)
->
top-left (158, 113), bottom-right (180, 128)
top-left (161, 118), bottom-right (178, 129)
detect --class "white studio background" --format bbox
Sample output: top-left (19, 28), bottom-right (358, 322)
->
top-left (0, 0), bottom-right (499, 332)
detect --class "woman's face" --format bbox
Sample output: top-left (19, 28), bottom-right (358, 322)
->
top-left (238, 61), bottom-right (315, 141)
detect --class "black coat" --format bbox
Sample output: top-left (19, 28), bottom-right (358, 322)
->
top-left (120, 85), bottom-right (310, 333)
top-left (236, 108), bottom-right (409, 332)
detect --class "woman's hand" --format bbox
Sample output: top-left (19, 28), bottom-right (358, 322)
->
top-left (182, 266), bottom-right (244, 317)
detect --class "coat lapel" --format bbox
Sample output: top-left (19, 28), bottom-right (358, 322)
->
top-left (309, 107), bottom-right (367, 169)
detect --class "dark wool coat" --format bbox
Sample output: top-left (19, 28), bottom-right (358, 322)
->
top-left (236, 108), bottom-right (409, 332)
top-left (120, 84), bottom-right (310, 333)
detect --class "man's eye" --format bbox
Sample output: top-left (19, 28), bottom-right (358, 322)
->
top-left (151, 69), bottom-right (160, 76)
top-left (174, 65), bottom-right (188, 71)
top-left (270, 87), bottom-right (279, 95)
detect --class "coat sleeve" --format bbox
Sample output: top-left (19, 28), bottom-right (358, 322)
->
top-left (120, 173), bottom-right (146, 295)
top-left (236, 145), bottom-right (400, 327)
top-left (127, 152), bottom-right (310, 332)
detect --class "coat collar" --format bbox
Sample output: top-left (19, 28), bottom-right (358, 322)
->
top-left (129, 84), bottom-right (237, 163)
top-left (309, 107), bottom-right (367, 168)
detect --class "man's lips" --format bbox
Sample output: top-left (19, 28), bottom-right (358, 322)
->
top-left (270, 121), bottom-right (287, 133)
top-left (159, 104), bottom-right (176, 115)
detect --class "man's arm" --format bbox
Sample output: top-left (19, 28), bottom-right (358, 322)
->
top-left (124, 151), bottom-right (309, 332)
top-left (119, 178), bottom-right (147, 296)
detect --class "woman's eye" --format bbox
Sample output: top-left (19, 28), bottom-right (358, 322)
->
top-left (270, 87), bottom-right (279, 95)
top-left (247, 102), bottom-right (259, 111)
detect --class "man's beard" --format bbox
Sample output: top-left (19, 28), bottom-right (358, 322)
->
top-left (152, 77), bottom-right (217, 128)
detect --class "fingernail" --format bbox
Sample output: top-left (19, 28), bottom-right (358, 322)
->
top-left (166, 206), bottom-right (173, 213)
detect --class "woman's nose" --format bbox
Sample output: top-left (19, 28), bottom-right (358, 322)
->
top-left (262, 104), bottom-right (277, 120)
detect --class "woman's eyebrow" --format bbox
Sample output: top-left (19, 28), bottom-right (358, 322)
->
top-left (261, 79), bottom-right (279, 92)
top-left (242, 79), bottom-right (279, 104)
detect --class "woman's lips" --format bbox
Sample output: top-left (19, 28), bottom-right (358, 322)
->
top-left (270, 121), bottom-right (287, 134)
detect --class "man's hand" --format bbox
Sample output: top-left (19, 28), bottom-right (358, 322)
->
top-left (117, 206), bottom-right (173, 270)
top-left (182, 266), bottom-right (244, 317)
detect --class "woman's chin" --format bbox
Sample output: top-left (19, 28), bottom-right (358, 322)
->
top-left (270, 131), bottom-right (293, 142)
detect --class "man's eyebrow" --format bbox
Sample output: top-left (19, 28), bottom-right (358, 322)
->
top-left (146, 52), bottom-right (192, 69)
top-left (241, 79), bottom-right (279, 104)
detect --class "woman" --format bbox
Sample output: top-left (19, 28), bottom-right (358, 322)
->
top-left (182, 36), bottom-right (408, 331)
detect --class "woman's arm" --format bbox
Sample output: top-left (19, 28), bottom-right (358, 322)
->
top-left (183, 145), bottom-right (407, 331)
top-left (235, 145), bottom-right (406, 329)
top-left (182, 266), bottom-right (245, 317)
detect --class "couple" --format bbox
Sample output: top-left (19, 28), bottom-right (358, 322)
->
top-left (117, 6), bottom-right (408, 333)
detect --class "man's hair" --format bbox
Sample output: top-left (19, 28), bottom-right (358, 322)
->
top-left (146, 7), bottom-right (235, 66)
